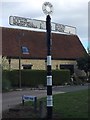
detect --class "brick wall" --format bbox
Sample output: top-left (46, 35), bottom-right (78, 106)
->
top-left (3, 58), bottom-right (77, 70)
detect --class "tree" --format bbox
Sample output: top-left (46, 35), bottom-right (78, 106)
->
top-left (77, 55), bottom-right (90, 82)
top-left (2, 57), bottom-right (9, 70)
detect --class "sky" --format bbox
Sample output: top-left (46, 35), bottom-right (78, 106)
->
top-left (0, 0), bottom-right (89, 51)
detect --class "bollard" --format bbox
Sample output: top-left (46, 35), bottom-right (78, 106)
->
top-left (34, 96), bottom-right (37, 112)
top-left (39, 101), bottom-right (46, 118)
top-left (22, 96), bottom-right (24, 106)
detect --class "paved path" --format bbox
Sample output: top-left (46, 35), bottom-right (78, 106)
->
top-left (0, 83), bottom-right (89, 119)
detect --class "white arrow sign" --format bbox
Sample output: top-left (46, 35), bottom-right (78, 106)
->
top-left (9, 16), bottom-right (76, 34)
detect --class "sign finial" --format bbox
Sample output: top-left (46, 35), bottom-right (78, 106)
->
top-left (42, 2), bottom-right (53, 15)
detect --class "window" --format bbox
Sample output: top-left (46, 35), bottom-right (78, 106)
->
top-left (60, 64), bottom-right (74, 75)
top-left (21, 46), bottom-right (29, 54)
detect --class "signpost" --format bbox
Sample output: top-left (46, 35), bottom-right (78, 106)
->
top-left (42, 2), bottom-right (53, 119)
top-left (9, 2), bottom-right (76, 119)
top-left (9, 16), bottom-right (76, 34)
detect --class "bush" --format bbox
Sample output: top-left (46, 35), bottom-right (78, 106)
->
top-left (2, 79), bottom-right (11, 91)
top-left (52, 70), bottom-right (70, 85)
top-left (2, 70), bottom-right (11, 91)
top-left (21, 70), bottom-right (46, 87)
top-left (2, 70), bottom-right (70, 88)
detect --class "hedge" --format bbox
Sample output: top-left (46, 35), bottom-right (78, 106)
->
top-left (2, 70), bottom-right (11, 90)
top-left (2, 70), bottom-right (70, 88)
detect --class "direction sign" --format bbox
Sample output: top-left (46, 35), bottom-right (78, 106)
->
top-left (9, 16), bottom-right (76, 34)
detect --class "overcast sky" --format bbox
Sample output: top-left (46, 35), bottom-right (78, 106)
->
top-left (0, 0), bottom-right (89, 50)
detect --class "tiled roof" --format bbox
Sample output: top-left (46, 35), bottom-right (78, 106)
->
top-left (1, 27), bottom-right (87, 60)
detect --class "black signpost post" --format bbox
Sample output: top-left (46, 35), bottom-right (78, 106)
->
top-left (46, 14), bottom-right (53, 119)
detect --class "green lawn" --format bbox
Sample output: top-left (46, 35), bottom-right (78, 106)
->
top-left (22, 89), bottom-right (89, 119)
top-left (2, 89), bottom-right (89, 119)
top-left (53, 89), bottom-right (89, 118)
top-left (38, 89), bottom-right (89, 119)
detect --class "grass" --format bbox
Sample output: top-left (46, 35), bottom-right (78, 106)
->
top-left (37, 89), bottom-right (89, 119)
top-left (53, 89), bottom-right (89, 118)
top-left (2, 89), bottom-right (89, 119)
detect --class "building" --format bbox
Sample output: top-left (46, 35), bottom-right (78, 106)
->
top-left (1, 27), bottom-right (87, 73)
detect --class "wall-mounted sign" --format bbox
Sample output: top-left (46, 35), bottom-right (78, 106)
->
top-left (9, 16), bottom-right (76, 34)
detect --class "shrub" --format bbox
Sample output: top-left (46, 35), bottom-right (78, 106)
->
top-left (2, 70), bottom-right (70, 88)
top-left (2, 79), bottom-right (11, 91)
top-left (2, 70), bottom-right (11, 91)
top-left (52, 70), bottom-right (70, 85)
